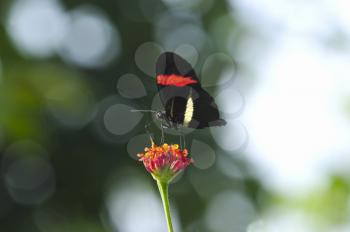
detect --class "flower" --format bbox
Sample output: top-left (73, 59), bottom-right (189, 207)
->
top-left (138, 143), bottom-right (193, 183)
top-left (137, 142), bottom-right (191, 232)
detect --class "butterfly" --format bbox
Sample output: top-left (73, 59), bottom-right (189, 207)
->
top-left (155, 52), bottom-right (226, 129)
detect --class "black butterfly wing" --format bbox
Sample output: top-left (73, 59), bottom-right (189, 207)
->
top-left (189, 87), bottom-right (227, 128)
top-left (156, 52), bottom-right (198, 125)
top-left (156, 52), bottom-right (200, 82)
top-left (155, 52), bottom-right (226, 128)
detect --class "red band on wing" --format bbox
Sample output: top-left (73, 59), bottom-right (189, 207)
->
top-left (156, 74), bottom-right (198, 87)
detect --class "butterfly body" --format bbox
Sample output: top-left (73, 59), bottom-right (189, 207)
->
top-left (156, 52), bottom-right (226, 129)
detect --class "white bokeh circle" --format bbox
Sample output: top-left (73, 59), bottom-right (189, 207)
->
top-left (45, 82), bottom-right (96, 129)
top-left (126, 133), bottom-right (152, 160)
top-left (201, 53), bottom-right (237, 87)
top-left (215, 87), bottom-right (245, 118)
top-left (117, 74), bottom-right (147, 99)
top-left (210, 120), bottom-right (249, 152)
top-left (103, 104), bottom-right (143, 136)
top-left (135, 42), bottom-right (164, 77)
top-left (205, 191), bottom-right (256, 232)
top-left (59, 5), bottom-right (121, 68)
top-left (6, 0), bottom-right (68, 58)
top-left (190, 139), bottom-right (216, 169)
top-left (174, 44), bottom-right (199, 68)
top-left (2, 140), bottom-right (55, 205)
top-left (106, 175), bottom-right (181, 232)
top-left (93, 96), bottom-right (144, 144)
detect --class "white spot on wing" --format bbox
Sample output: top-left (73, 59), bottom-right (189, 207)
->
top-left (184, 94), bottom-right (194, 127)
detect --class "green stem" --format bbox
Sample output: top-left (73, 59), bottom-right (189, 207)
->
top-left (156, 180), bottom-right (174, 232)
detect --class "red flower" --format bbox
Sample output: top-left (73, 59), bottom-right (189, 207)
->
top-left (138, 143), bottom-right (193, 183)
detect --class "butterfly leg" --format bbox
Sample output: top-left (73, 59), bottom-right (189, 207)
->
top-left (179, 136), bottom-right (182, 150)
top-left (145, 122), bottom-right (154, 144)
top-left (178, 125), bottom-right (185, 150)
top-left (180, 129), bottom-right (186, 149)
top-left (160, 119), bottom-right (165, 144)
top-left (183, 132), bottom-right (186, 149)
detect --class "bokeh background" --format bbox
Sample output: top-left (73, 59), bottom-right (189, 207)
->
top-left (1, 0), bottom-right (350, 231)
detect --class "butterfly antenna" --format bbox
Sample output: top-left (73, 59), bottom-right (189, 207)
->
top-left (130, 109), bottom-right (158, 113)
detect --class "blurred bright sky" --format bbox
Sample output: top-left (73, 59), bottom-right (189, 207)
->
top-left (242, 37), bottom-right (350, 195)
top-left (224, 1), bottom-right (350, 229)
top-left (222, 0), bottom-right (350, 196)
